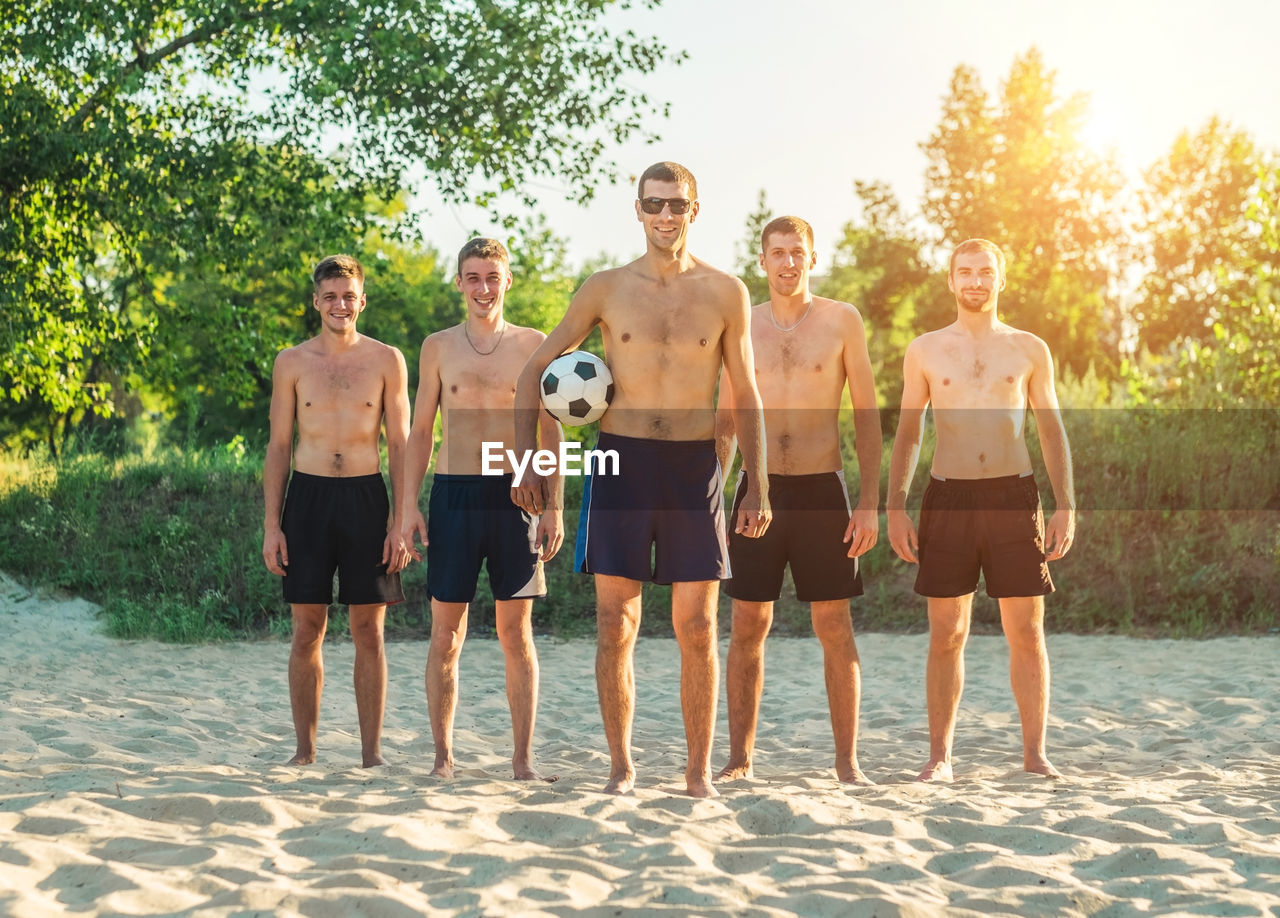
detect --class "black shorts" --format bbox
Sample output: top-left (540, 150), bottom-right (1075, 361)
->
top-left (280, 471), bottom-right (404, 606)
top-left (914, 472), bottom-right (1053, 599)
top-left (574, 432), bottom-right (729, 584)
top-left (427, 474), bottom-right (545, 603)
top-left (724, 471), bottom-right (863, 603)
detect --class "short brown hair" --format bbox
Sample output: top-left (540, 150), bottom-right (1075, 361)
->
top-left (312, 254), bottom-right (363, 290)
top-left (949, 238), bottom-right (1006, 277)
top-left (637, 161), bottom-right (698, 200)
top-left (456, 237), bottom-right (510, 278)
top-left (761, 215), bottom-right (814, 252)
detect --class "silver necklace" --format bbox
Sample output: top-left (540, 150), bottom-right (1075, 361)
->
top-left (768, 300), bottom-right (813, 332)
top-left (463, 322), bottom-right (506, 356)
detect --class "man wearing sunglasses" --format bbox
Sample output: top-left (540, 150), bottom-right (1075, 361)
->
top-left (512, 161), bottom-right (770, 798)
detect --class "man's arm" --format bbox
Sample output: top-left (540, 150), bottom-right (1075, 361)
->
top-left (840, 305), bottom-right (882, 559)
top-left (887, 339), bottom-right (930, 564)
top-left (713, 369), bottom-right (738, 479)
top-left (262, 350), bottom-right (296, 576)
top-left (511, 275), bottom-right (603, 514)
top-left (398, 335), bottom-right (443, 562)
top-left (381, 344), bottom-right (412, 573)
top-left (720, 279), bottom-right (770, 538)
top-left (534, 405), bottom-right (566, 562)
top-left (1026, 335), bottom-right (1076, 561)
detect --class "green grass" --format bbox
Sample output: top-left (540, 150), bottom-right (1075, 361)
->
top-left (2, 411), bottom-right (1277, 643)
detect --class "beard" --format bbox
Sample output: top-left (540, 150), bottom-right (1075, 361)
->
top-left (957, 288), bottom-right (992, 311)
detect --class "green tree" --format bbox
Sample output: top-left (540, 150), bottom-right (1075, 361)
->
top-left (2, 0), bottom-right (678, 453)
top-left (1134, 118), bottom-right (1278, 353)
top-left (734, 189), bottom-right (772, 305)
top-left (920, 47), bottom-right (1123, 376)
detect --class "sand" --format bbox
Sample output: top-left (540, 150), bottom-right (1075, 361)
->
top-left (2, 571), bottom-right (1278, 916)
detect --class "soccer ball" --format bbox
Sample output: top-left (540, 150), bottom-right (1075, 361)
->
top-left (540, 351), bottom-right (614, 426)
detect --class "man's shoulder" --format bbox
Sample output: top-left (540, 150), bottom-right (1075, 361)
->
top-left (356, 334), bottom-right (405, 363)
top-left (814, 296), bottom-right (865, 326)
top-left (906, 325), bottom-right (953, 351)
top-left (998, 323), bottom-right (1052, 356)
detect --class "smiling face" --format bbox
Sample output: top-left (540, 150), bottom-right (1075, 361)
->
top-left (948, 249), bottom-right (1005, 313)
top-left (760, 230), bottom-right (816, 298)
top-left (312, 275), bottom-right (366, 332)
top-left (455, 255), bottom-right (512, 320)
top-left (635, 178), bottom-right (698, 253)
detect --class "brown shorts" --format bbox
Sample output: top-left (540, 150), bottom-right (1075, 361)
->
top-left (914, 473), bottom-right (1053, 599)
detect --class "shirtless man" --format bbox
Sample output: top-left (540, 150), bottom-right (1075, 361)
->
top-left (887, 238), bottom-right (1076, 782)
top-left (262, 254), bottom-right (411, 768)
top-left (398, 237), bottom-right (563, 781)
top-left (714, 216), bottom-right (881, 785)
top-left (512, 161), bottom-right (771, 798)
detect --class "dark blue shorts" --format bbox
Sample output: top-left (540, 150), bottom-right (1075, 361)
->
top-left (427, 474), bottom-right (545, 603)
top-left (724, 471), bottom-right (863, 603)
top-left (914, 472), bottom-right (1054, 599)
top-left (280, 471), bottom-right (404, 606)
top-left (574, 432), bottom-right (729, 584)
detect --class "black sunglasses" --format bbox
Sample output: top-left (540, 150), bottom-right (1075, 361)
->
top-left (638, 196), bottom-right (693, 215)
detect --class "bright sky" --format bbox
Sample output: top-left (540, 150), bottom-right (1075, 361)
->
top-left (415, 0), bottom-right (1280, 275)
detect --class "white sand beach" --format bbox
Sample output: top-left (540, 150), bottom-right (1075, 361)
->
top-left (2, 571), bottom-right (1278, 916)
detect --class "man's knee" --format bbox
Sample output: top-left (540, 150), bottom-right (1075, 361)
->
top-left (495, 601), bottom-right (534, 653)
top-left (730, 601), bottom-right (773, 645)
top-left (927, 598), bottom-right (971, 652)
top-left (348, 605), bottom-right (386, 652)
top-left (811, 601), bottom-right (854, 647)
top-left (291, 604), bottom-right (328, 650)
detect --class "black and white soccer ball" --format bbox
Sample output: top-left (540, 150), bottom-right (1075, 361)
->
top-left (540, 351), bottom-right (614, 426)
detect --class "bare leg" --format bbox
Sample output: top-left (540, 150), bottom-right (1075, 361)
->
top-left (495, 599), bottom-right (554, 781)
top-left (426, 600), bottom-right (468, 778)
top-left (287, 604), bottom-right (328, 765)
top-left (672, 580), bottom-right (720, 798)
top-left (811, 600), bottom-right (872, 785)
top-left (999, 595), bottom-right (1061, 778)
top-left (918, 594), bottom-right (972, 783)
top-left (595, 575), bottom-right (642, 794)
top-left (716, 599), bottom-right (772, 781)
top-left (348, 603), bottom-right (388, 767)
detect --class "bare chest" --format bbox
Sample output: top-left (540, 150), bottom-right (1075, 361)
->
top-left (295, 355), bottom-right (384, 411)
top-left (754, 328), bottom-right (844, 401)
top-left (440, 352), bottom-right (521, 410)
top-left (925, 342), bottom-right (1031, 410)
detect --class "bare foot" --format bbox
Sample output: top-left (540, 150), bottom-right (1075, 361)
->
top-left (432, 757), bottom-right (455, 779)
top-left (686, 773), bottom-right (720, 798)
top-left (362, 752), bottom-right (387, 768)
top-left (287, 751), bottom-right (316, 766)
top-left (1024, 754), bottom-right (1062, 779)
top-left (917, 760), bottom-right (953, 783)
top-left (514, 762), bottom-right (559, 783)
top-left (836, 764), bottom-right (876, 786)
top-left (603, 768), bottom-right (635, 795)
top-left (715, 762), bottom-right (752, 782)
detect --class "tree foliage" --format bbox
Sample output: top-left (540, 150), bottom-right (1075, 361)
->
top-left (2, 0), bottom-right (677, 452)
top-left (920, 48), bottom-right (1123, 376)
top-left (1134, 117), bottom-right (1278, 353)
top-left (733, 189), bottom-right (772, 305)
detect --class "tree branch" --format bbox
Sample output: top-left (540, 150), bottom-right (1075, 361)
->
top-left (66, 5), bottom-right (281, 131)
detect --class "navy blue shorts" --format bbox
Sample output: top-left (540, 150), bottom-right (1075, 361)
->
top-left (427, 474), bottom-right (545, 603)
top-left (724, 471), bottom-right (863, 603)
top-left (574, 432), bottom-right (729, 584)
top-left (914, 472), bottom-right (1054, 599)
top-left (280, 471), bottom-right (404, 606)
